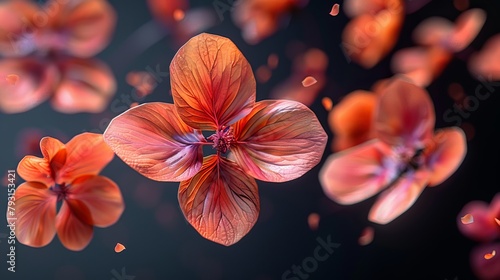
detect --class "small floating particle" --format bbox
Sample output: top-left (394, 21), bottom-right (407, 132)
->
top-left (173, 9), bottom-right (185, 21)
top-left (256, 65), bottom-right (272, 83)
top-left (330, 4), bottom-right (340, 16)
top-left (6, 74), bottom-right (19, 85)
top-left (358, 227), bottom-right (374, 246)
top-left (114, 243), bottom-right (126, 253)
top-left (307, 213), bottom-right (320, 231)
top-left (484, 250), bottom-right (496, 260)
top-left (461, 213), bottom-right (474, 224)
top-left (301, 76), bottom-right (317, 87)
top-left (321, 97), bottom-right (333, 111)
top-left (268, 54), bottom-right (279, 69)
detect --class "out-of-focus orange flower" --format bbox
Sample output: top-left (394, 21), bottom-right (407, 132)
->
top-left (10, 133), bottom-right (124, 251)
top-left (232, 0), bottom-right (309, 44)
top-left (320, 78), bottom-right (467, 224)
top-left (392, 8), bottom-right (486, 87)
top-left (0, 0), bottom-right (117, 114)
top-left (341, 0), bottom-right (404, 68)
top-left (270, 48), bottom-right (328, 106)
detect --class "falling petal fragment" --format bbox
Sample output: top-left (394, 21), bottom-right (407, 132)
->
top-left (307, 213), bottom-right (320, 231)
top-left (115, 243), bottom-right (126, 253)
top-left (330, 4), bottom-right (340, 16)
top-left (461, 213), bottom-right (474, 224)
top-left (322, 97), bottom-right (333, 111)
top-left (302, 76), bottom-right (318, 87)
top-left (484, 250), bottom-right (496, 260)
top-left (358, 227), bottom-right (374, 246)
top-left (6, 74), bottom-right (19, 85)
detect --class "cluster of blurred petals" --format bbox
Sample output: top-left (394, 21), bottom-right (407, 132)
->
top-left (457, 194), bottom-right (500, 280)
top-left (0, 0), bottom-right (117, 114)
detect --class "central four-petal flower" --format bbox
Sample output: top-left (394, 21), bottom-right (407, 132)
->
top-left (103, 33), bottom-right (328, 246)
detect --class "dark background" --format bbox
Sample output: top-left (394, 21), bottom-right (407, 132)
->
top-left (1, 0), bottom-right (499, 279)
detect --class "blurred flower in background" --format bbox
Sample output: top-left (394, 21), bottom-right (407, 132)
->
top-left (457, 194), bottom-right (500, 280)
top-left (320, 78), bottom-right (467, 224)
top-left (341, 0), bottom-right (405, 68)
top-left (232, 0), bottom-right (309, 45)
top-left (392, 8), bottom-right (486, 87)
top-left (0, 0), bottom-right (117, 114)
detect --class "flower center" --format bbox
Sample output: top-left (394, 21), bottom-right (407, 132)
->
top-left (50, 183), bottom-right (69, 202)
top-left (395, 146), bottom-right (425, 174)
top-left (207, 126), bottom-right (234, 154)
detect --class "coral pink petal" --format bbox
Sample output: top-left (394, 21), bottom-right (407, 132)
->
top-left (232, 100), bottom-right (327, 182)
top-left (375, 77), bottom-right (435, 148)
top-left (457, 200), bottom-right (499, 242)
top-left (448, 9), bottom-right (486, 52)
top-left (368, 171), bottom-right (429, 224)
top-left (0, 1), bottom-right (38, 56)
top-left (470, 243), bottom-right (500, 280)
top-left (0, 58), bottom-right (58, 114)
top-left (17, 137), bottom-right (65, 186)
top-left (59, 0), bottom-right (117, 57)
top-left (319, 140), bottom-right (395, 205)
top-left (104, 103), bottom-right (205, 182)
top-left (178, 155), bottom-right (260, 246)
top-left (12, 182), bottom-right (57, 248)
top-left (468, 34), bottom-right (500, 80)
top-left (426, 128), bottom-right (467, 186)
top-left (52, 58), bottom-right (116, 114)
top-left (413, 17), bottom-right (454, 47)
top-left (69, 175), bottom-right (124, 228)
top-left (55, 133), bottom-right (114, 184)
top-left (56, 200), bottom-right (94, 251)
top-left (170, 33), bottom-right (256, 130)
top-left (115, 243), bottom-right (126, 253)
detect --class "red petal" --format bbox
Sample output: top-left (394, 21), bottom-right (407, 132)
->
top-left (375, 77), bottom-right (435, 148)
top-left (68, 175), bottom-right (124, 227)
top-left (178, 155), bottom-right (260, 246)
top-left (53, 0), bottom-right (116, 57)
top-left (319, 140), bottom-right (395, 205)
top-left (52, 58), bottom-right (116, 114)
top-left (12, 182), bottom-right (57, 248)
top-left (368, 171), bottom-right (429, 224)
top-left (104, 103), bottom-right (204, 182)
top-left (17, 137), bottom-right (65, 186)
top-left (56, 133), bottom-right (114, 184)
top-left (170, 33), bottom-right (256, 129)
top-left (232, 100), bottom-right (327, 182)
top-left (470, 243), bottom-right (500, 280)
top-left (0, 58), bottom-right (58, 114)
top-left (426, 127), bottom-right (467, 186)
top-left (56, 200), bottom-right (94, 251)
top-left (457, 200), bottom-right (499, 242)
